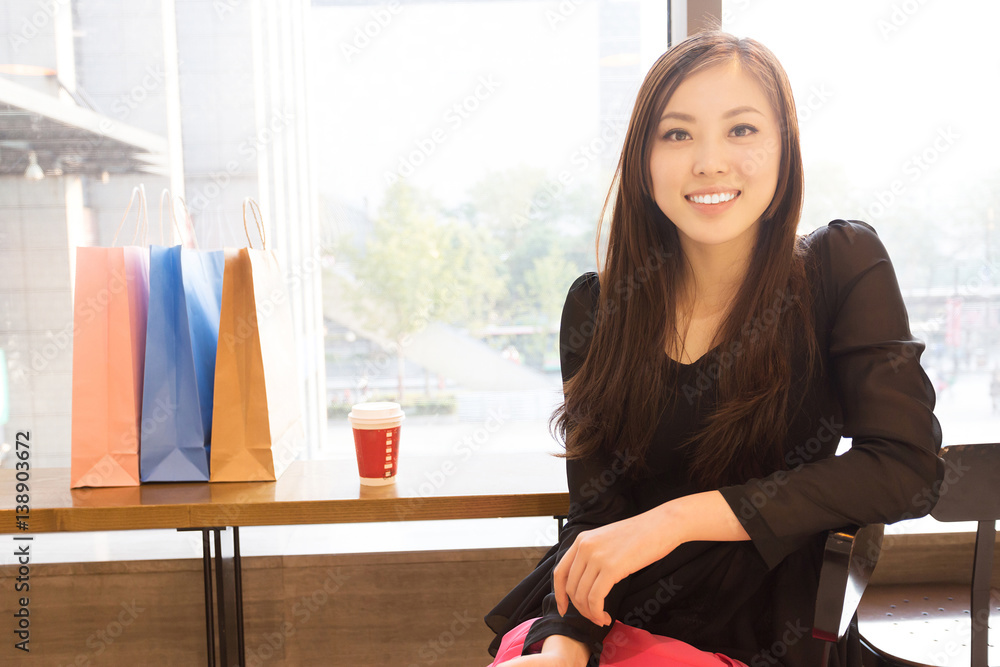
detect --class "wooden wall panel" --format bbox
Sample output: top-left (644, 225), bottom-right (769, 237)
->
top-left (1, 533), bottom-right (993, 666)
top-left (0, 559), bottom-right (207, 665)
top-left (0, 546), bottom-right (548, 666)
top-left (873, 532), bottom-right (1000, 587)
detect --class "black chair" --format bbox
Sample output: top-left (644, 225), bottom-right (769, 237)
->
top-left (815, 443), bottom-right (999, 667)
top-left (813, 522), bottom-right (885, 666)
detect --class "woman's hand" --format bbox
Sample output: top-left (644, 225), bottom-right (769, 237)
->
top-left (553, 510), bottom-right (678, 626)
top-left (493, 634), bottom-right (590, 667)
top-left (553, 491), bottom-right (749, 627)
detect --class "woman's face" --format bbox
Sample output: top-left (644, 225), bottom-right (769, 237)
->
top-left (649, 62), bottom-right (782, 256)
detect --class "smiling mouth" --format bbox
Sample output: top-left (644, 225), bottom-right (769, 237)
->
top-left (686, 191), bottom-right (740, 205)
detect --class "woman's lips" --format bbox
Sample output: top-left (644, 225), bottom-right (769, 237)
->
top-left (684, 190), bottom-right (741, 214)
top-left (685, 190), bottom-right (740, 204)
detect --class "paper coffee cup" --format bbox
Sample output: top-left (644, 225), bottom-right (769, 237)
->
top-left (348, 402), bottom-right (405, 486)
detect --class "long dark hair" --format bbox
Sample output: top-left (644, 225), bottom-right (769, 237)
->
top-left (553, 31), bottom-right (820, 489)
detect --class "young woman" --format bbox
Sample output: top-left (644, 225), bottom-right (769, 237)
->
top-left (484, 31), bottom-right (943, 667)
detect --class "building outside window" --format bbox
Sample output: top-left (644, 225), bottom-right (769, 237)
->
top-left (1, 0), bottom-right (994, 562)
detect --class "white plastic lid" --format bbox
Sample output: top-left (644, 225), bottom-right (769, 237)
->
top-left (348, 401), bottom-right (404, 421)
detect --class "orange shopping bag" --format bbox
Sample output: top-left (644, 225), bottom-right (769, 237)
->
top-left (210, 199), bottom-right (304, 481)
top-left (71, 187), bottom-right (150, 488)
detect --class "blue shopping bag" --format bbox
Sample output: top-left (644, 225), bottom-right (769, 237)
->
top-left (140, 245), bottom-right (225, 482)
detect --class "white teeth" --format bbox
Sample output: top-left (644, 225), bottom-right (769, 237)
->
top-left (688, 191), bottom-right (738, 205)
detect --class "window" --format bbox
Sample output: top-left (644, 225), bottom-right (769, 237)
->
top-left (319, 0), bottom-right (670, 465)
top-left (723, 0), bottom-right (1000, 534)
top-left (0, 0), bottom-right (670, 559)
top-left (2, 1), bottom-right (988, 563)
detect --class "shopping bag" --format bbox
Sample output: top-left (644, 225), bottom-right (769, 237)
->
top-left (210, 199), bottom-right (304, 481)
top-left (139, 193), bottom-right (224, 482)
top-left (71, 187), bottom-right (150, 488)
top-left (139, 245), bottom-right (225, 481)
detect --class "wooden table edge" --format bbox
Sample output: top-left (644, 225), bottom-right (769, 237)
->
top-left (0, 491), bottom-right (571, 533)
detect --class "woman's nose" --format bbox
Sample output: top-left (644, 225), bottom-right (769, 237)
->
top-left (692, 138), bottom-right (729, 176)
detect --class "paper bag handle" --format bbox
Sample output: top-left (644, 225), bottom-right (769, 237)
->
top-left (156, 189), bottom-right (200, 248)
top-left (111, 184), bottom-right (148, 247)
top-left (242, 197), bottom-right (266, 250)
top-left (174, 196), bottom-right (200, 249)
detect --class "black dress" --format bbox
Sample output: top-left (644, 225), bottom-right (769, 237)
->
top-left (485, 220), bottom-right (944, 667)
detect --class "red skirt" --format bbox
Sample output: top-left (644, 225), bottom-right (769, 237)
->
top-left (490, 618), bottom-right (748, 667)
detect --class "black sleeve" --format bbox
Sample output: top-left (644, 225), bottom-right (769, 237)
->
top-left (718, 220), bottom-right (944, 570)
top-left (521, 272), bottom-right (636, 662)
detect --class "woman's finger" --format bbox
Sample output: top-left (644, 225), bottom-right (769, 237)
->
top-left (553, 543), bottom-right (575, 616)
top-left (568, 558), bottom-right (603, 624)
top-left (587, 571), bottom-right (614, 626)
top-left (562, 540), bottom-right (593, 616)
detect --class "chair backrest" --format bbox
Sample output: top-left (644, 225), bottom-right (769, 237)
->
top-left (930, 443), bottom-right (998, 667)
top-left (813, 523), bottom-right (884, 644)
top-left (930, 443), bottom-right (1000, 522)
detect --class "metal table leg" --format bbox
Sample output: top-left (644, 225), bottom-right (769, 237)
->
top-left (215, 527), bottom-right (244, 667)
top-left (180, 527), bottom-right (245, 667)
top-left (203, 530), bottom-right (216, 667)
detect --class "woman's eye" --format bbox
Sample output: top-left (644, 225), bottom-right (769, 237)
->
top-left (663, 129), bottom-right (690, 141)
top-left (730, 124), bottom-right (758, 137)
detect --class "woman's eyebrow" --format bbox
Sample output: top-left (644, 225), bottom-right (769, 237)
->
top-left (659, 106), bottom-right (764, 123)
top-left (659, 111), bottom-right (695, 123)
top-left (723, 105), bottom-right (763, 118)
